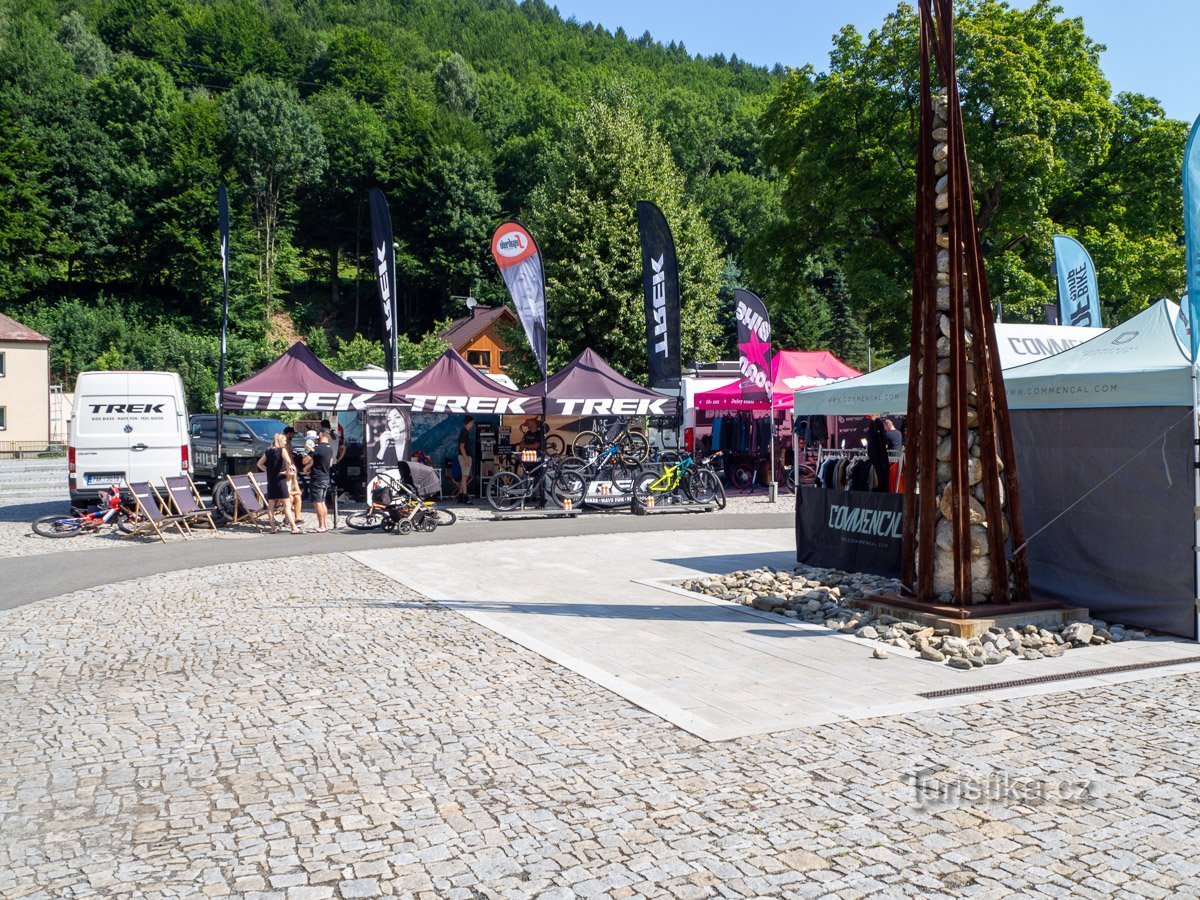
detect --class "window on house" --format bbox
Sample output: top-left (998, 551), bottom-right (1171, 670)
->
top-left (0, 351), bottom-right (6, 376)
top-left (0, 407), bottom-right (6, 430)
top-left (467, 350), bottom-right (491, 369)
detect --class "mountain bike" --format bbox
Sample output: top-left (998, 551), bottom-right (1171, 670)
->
top-left (633, 451), bottom-right (726, 509)
top-left (485, 455), bottom-right (586, 512)
top-left (560, 437), bottom-right (640, 505)
top-left (572, 420), bottom-right (649, 464)
top-left (32, 485), bottom-right (142, 537)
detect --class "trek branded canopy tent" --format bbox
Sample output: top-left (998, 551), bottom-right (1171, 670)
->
top-left (694, 350), bottom-right (860, 411)
top-left (524, 348), bottom-right (679, 416)
top-left (220, 342), bottom-right (375, 411)
top-left (792, 322), bottom-right (1108, 415)
top-left (794, 302), bottom-right (1198, 638)
top-left (364, 348), bottom-right (540, 415)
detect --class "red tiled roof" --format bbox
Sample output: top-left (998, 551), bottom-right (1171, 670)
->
top-left (0, 312), bottom-right (49, 343)
top-left (439, 306), bottom-right (517, 351)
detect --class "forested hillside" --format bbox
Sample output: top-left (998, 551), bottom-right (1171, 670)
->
top-left (0, 0), bottom-right (1188, 410)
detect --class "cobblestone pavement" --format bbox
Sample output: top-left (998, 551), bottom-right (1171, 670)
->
top-left (5, 553), bottom-right (1196, 899)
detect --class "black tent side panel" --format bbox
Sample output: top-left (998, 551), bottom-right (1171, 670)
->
top-left (1011, 407), bottom-right (1196, 639)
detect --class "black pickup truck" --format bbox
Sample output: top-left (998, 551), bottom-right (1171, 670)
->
top-left (188, 414), bottom-right (288, 489)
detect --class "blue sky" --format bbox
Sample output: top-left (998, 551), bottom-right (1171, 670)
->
top-left (551, 0), bottom-right (1199, 123)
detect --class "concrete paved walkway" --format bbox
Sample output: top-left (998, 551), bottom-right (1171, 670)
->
top-left (0, 511), bottom-right (789, 611)
top-left (354, 529), bottom-right (1200, 741)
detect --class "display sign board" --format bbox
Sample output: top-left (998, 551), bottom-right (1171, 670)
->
top-left (363, 404), bottom-right (412, 488)
top-left (795, 488), bottom-right (904, 578)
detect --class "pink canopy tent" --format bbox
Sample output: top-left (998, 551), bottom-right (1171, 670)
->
top-left (694, 350), bottom-right (860, 411)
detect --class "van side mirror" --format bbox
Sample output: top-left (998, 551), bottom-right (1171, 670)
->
top-left (238, 432), bottom-right (254, 442)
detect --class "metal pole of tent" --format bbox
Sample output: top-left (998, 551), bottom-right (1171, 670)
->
top-left (1193, 363), bottom-right (1199, 641)
top-left (767, 349), bottom-right (777, 503)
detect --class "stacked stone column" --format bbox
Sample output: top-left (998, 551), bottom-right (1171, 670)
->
top-left (920, 93), bottom-right (1012, 604)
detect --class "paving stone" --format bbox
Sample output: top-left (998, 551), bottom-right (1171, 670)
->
top-left (0, 553), bottom-right (1197, 898)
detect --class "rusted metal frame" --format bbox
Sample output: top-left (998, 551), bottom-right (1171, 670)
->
top-left (903, 1), bottom-right (935, 594)
top-left (932, 0), bottom-right (1029, 605)
top-left (930, 2), bottom-right (971, 604)
top-left (915, 0), bottom-right (941, 600)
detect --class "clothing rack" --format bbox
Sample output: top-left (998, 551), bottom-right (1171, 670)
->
top-left (814, 447), bottom-right (904, 492)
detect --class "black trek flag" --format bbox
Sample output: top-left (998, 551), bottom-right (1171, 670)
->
top-left (636, 201), bottom-right (681, 389)
top-left (368, 188), bottom-right (398, 397)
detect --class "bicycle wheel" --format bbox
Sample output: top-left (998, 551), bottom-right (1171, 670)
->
top-left (572, 430), bottom-right (603, 458)
top-left (32, 514), bottom-right (84, 538)
top-left (117, 512), bottom-right (145, 534)
top-left (485, 471), bottom-right (525, 511)
top-left (632, 470), bottom-right (658, 505)
top-left (346, 509), bottom-right (386, 530)
top-left (212, 480), bottom-right (238, 523)
top-left (684, 468), bottom-right (721, 506)
top-left (432, 507), bottom-right (458, 526)
top-left (618, 430), bottom-right (649, 464)
top-left (544, 434), bottom-right (565, 457)
top-left (607, 459), bottom-right (637, 497)
top-left (728, 462), bottom-right (755, 491)
top-left (551, 468), bottom-right (585, 505)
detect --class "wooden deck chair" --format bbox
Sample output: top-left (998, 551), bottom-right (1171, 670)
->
top-left (161, 475), bottom-right (218, 530)
top-left (225, 473), bottom-right (270, 530)
top-left (123, 481), bottom-right (189, 541)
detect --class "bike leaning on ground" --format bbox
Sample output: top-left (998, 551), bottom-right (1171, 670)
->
top-left (32, 485), bottom-right (143, 537)
top-left (346, 471), bottom-right (457, 531)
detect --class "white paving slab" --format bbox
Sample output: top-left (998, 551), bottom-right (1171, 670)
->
top-left (351, 529), bottom-right (1200, 741)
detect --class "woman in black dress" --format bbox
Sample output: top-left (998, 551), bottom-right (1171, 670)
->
top-left (256, 433), bottom-right (301, 533)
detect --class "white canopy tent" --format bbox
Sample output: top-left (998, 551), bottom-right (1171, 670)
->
top-left (793, 322), bottom-right (1108, 415)
top-left (794, 301), bottom-right (1198, 638)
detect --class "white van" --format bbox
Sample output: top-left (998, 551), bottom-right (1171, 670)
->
top-left (68, 371), bottom-right (192, 506)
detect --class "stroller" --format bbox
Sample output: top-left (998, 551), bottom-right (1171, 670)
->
top-left (367, 462), bottom-right (442, 534)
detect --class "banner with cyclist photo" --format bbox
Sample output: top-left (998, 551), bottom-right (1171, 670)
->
top-left (363, 404), bottom-right (412, 487)
top-left (795, 488), bottom-right (903, 578)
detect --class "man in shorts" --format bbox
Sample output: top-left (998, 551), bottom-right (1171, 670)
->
top-left (305, 429), bottom-right (335, 532)
top-left (457, 415), bottom-right (474, 503)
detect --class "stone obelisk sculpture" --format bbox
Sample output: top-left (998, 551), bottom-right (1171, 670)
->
top-left (900, 0), bottom-right (1031, 606)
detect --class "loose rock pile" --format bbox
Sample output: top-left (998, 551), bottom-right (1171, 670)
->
top-left (679, 565), bottom-right (1150, 669)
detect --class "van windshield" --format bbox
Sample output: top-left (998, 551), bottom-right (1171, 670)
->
top-left (245, 420), bottom-right (287, 440)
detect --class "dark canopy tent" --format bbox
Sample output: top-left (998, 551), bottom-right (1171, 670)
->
top-left (524, 348), bottom-right (679, 416)
top-left (220, 342), bottom-right (375, 412)
top-left (363, 348), bottom-right (540, 414)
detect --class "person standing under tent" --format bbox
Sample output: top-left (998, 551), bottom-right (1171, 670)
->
top-left (882, 418), bottom-right (903, 452)
top-left (457, 415), bottom-right (475, 503)
top-left (256, 433), bottom-right (301, 534)
top-left (304, 430), bottom-right (335, 532)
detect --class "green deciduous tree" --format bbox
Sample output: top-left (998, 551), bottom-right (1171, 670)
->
top-left (221, 76), bottom-right (326, 314)
top-left (761, 0), bottom-right (1184, 358)
top-left (523, 85), bottom-right (723, 380)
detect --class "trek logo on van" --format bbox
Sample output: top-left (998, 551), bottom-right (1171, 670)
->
top-left (89, 403), bottom-right (165, 414)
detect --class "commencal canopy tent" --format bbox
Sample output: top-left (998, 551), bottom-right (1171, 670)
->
top-left (792, 322), bottom-right (1108, 415)
top-left (363, 348), bottom-right (541, 415)
top-left (220, 342), bottom-right (376, 411)
top-left (694, 350), bottom-right (860, 411)
top-left (524, 348), bottom-right (679, 416)
top-left (794, 301), bottom-right (1198, 639)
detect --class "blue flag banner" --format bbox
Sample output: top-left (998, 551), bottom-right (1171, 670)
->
top-left (1183, 115), bottom-right (1200, 361)
top-left (1053, 234), bottom-right (1101, 329)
